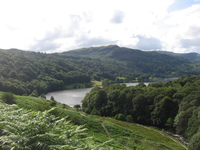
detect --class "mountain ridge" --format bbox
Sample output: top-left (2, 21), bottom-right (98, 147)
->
top-left (64, 45), bottom-right (192, 62)
top-left (156, 50), bottom-right (200, 62)
top-left (2, 45), bottom-right (200, 62)
top-left (61, 45), bottom-right (195, 76)
top-left (1, 45), bottom-right (200, 95)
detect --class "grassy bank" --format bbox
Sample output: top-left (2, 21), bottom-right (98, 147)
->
top-left (0, 92), bottom-right (186, 149)
top-left (92, 80), bottom-right (102, 86)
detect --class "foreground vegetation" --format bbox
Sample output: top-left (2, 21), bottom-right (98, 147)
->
top-left (0, 104), bottom-right (92, 149)
top-left (0, 91), bottom-right (187, 149)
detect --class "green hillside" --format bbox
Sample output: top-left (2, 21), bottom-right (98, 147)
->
top-left (157, 51), bottom-right (200, 63)
top-left (63, 45), bottom-right (200, 77)
top-left (0, 91), bottom-right (187, 149)
top-left (1, 46), bottom-right (200, 96)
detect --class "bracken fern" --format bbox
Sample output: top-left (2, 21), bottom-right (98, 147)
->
top-left (0, 102), bottom-right (109, 149)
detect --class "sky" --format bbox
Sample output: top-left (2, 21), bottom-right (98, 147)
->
top-left (0, 0), bottom-right (200, 53)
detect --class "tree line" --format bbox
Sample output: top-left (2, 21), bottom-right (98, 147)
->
top-left (82, 75), bottom-right (200, 149)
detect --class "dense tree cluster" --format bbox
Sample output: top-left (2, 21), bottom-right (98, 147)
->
top-left (0, 49), bottom-right (91, 95)
top-left (82, 75), bottom-right (200, 148)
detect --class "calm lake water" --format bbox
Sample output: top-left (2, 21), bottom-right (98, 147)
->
top-left (46, 78), bottom-right (177, 107)
top-left (46, 82), bottom-right (149, 107)
top-left (46, 88), bottom-right (92, 107)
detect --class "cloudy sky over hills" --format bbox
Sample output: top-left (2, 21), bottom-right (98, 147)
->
top-left (0, 0), bottom-right (200, 53)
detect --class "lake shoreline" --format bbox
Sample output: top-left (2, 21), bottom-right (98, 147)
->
top-left (46, 77), bottom-right (178, 107)
top-left (62, 77), bottom-right (179, 91)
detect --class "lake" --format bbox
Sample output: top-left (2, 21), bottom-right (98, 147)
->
top-left (46, 88), bottom-right (92, 107)
top-left (45, 82), bottom-right (150, 107)
top-left (46, 78), bottom-right (178, 107)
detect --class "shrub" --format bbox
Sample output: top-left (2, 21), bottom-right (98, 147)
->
top-left (114, 113), bottom-right (125, 121)
top-left (126, 115), bottom-right (133, 122)
top-left (1, 92), bottom-right (16, 104)
top-left (29, 90), bottom-right (38, 97)
top-left (40, 93), bottom-right (46, 99)
top-left (74, 104), bottom-right (81, 110)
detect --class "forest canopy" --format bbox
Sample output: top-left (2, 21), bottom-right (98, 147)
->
top-left (82, 75), bottom-right (200, 148)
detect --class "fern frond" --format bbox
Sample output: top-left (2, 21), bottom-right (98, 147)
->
top-left (0, 102), bottom-right (111, 149)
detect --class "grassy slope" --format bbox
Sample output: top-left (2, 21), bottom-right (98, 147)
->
top-left (100, 117), bottom-right (187, 150)
top-left (0, 92), bottom-right (186, 150)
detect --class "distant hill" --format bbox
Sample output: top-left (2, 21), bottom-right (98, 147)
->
top-left (1, 45), bottom-right (200, 95)
top-left (62, 45), bottom-right (197, 77)
top-left (156, 51), bottom-right (200, 62)
top-left (64, 45), bottom-right (189, 63)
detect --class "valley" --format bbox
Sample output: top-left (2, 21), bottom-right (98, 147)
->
top-left (0, 45), bottom-right (200, 149)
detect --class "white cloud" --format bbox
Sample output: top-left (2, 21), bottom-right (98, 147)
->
top-left (0, 0), bottom-right (200, 53)
top-left (111, 10), bottom-right (125, 24)
top-left (135, 35), bottom-right (162, 50)
top-left (159, 4), bottom-right (200, 52)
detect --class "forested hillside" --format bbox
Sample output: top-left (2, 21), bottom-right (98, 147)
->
top-left (82, 75), bottom-right (200, 149)
top-left (0, 49), bottom-right (91, 96)
top-left (1, 45), bottom-right (200, 96)
top-left (63, 45), bottom-right (200, 77)
top-left (157, 51), bottom-right (200, 63)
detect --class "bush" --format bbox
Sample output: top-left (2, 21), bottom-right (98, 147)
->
top-left (126, 115), bottom-right (133, 122)
top-left (74, 104), bottom-right (81, 110)
top-left (29, 90), bottom-right (38, 97)
top-left (1, 92), bottom-right (16, 104)
top-left (114, 113), bottom-right (125, 121)
top-left (91, 107), bottom-right (101, 115)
